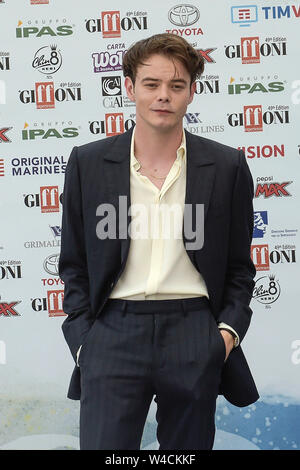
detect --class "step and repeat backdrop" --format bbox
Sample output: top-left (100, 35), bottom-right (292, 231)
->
top-left (0, 0), bottom-right (300, 451)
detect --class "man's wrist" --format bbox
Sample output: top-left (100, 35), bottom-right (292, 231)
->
top-left (218, 324), bottom-right (239, 348)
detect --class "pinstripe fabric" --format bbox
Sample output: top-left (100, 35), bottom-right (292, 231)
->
top-left (79, 297), bottom-right (225, 450)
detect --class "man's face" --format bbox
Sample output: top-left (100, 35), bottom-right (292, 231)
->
top-left (125, 54), bottom-right (195, 134)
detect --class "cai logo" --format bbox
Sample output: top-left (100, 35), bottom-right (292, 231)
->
top-left (101, 76), bottom-right (122, 96)
top-left (253, 211), bottom-right (268, 238)
top-left (168, 4), bottom-right (200, 26)
top-left (0, 301), bottom-right (21, 317)
top-left (231, 5), bottom-right (258, 26)
top-left (252, 274), bottom-right (280, 305)
top-left (228, 105), bottom-right (290, 131)
top-left (32, 45), bottom-right (62, 75)
top-left (251, 244), bottom-right (269, 271)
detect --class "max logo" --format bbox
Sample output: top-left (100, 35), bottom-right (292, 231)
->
top-left (255, 182), bottom-right (292, 198)
top-left (0, 301), bottom-right (20, 316)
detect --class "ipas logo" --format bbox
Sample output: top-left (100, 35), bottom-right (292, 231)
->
top-left (19, 81), bottom-right (82, 109)
top-left (89, 114), bottom-right (135, 137)
top-left (31, 290), bottom-right (65, 317)
top-left (166, 4), bottom-right (203, 36)
top-left (228, 104), bottom-right (290, 131)
top-left (32, 45), bottom-right (62, 75)
top-left (228, 76), bottom-right (285, 95)
top-left (86, 10), bottom-right (148, 38)
top-left (253, 211), bottom-right (268, 238)
top-left (16, 20), bottom-right (73, 38)
top-left (23, 186), bottom-right (62, 213)
top-left (255, 177), bottom-right (292, 198)
top-left (22, 121), bottom-right (79, 140)
top-left (238, 144), bottom-right (285, 159)
top-left (224, 37), bottom-right (287, 64)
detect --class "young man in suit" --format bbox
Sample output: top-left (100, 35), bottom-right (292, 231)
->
top-left (59, 34), bottom-right (258, 450)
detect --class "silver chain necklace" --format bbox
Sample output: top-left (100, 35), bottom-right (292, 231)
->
top-left (136, 157), bottom-right (169, 180)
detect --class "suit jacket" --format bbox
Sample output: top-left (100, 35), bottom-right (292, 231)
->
top-left (59, 127), bottom-right (259, 406)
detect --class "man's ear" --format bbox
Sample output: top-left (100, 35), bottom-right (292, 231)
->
top-left (188, 81), bottom-right (196, 105)
top-left (124, 76), bottom-right (135, 102)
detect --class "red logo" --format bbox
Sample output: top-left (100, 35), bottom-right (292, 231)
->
top-left (40, 186), bottom-right (59, 213)
top-left (105, 113), bottom-right (124, 136)
top-left (255, 182), bottom-right (292, 198)
top-left (243, 105), bottom-right (263, 132)
top-left (35, 81), bottom-right (55, 109)
top-left (0, 127), bottom-right (12, 143)
top-left (0, 158), bottom-right (4, 177)
top-left (101, 11), bottom-right (121, 38)
top-left (0, 301), bottom-right (20, 317)
top-left (251, 245), bottom-right (269, 271)
top-left (47, 290), bottom-right (65, 316)
top-left (241, 37), bottom-right (260, 64)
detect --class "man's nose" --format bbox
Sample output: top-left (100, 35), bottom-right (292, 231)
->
top-left (157, 85), bottom-right (170, 102)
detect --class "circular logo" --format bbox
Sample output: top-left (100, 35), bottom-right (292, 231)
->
top-left (252, 274), bottom-right (281, 304)
top-left (168, 4), bottom-right (200, 26)
top-left (43, 254), bottom-right (60, 276)
top-left (32, 45), bottom-right (62, 74)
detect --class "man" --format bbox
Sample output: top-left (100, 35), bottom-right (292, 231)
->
top-left (59, 34), bottom-right (259, 450)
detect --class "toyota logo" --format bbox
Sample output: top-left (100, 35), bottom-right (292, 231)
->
top-left (43, 253), bottom-right (60, 276)
top-left (168, 4), bottom-right (200, 26)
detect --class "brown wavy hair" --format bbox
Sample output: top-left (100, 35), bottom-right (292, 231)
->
top-left (122, 33), bottom-right (204, 85)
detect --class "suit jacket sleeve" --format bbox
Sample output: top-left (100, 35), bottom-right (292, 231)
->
top-left (217, 150), bottom-right (256, 343)
top-left (59, 146), bottom-right (94, 362)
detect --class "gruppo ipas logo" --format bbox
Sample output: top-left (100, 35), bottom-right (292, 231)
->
top-left (16, 19), bottom-right (73, 38)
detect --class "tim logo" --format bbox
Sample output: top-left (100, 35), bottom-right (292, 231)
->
top-left (253, 211), bottom-right (268, 238)
top-left (231, 5), bottom-right (258, 26)
top-left (47, 289), bottom-right (64, 316)
top-left (0, 301), bottom-right (21, 317)
top-left (255, 182), bottom-right (292, 198)
top-left (40, 186), bottom-right (59, 212)
top-left (105, 113), bottom-right (124, 136)
top-left (36, 81), bottom-right (54, 109)
top-left (251, 244), bottom-right (270, 271)
top-left (241, 37), bottom-right (260, 64)
top-left (101, 11), bottom-right (121, 38)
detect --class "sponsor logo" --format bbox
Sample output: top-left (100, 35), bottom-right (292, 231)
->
top-left (19, 81), bottom-right (82, 109)
top-left (225, 37), bottom-right (287, 64)
top-left (31, 289), bottom-right (65, 316)
top-left (238, 144), bottom-right (285, 159)
top-left (92, 45), bottom-right (126, 73)
top-left (251, 244), bottom-right (270, 271)
top-left (231, 5), bottom-right (258, 26)
top-left (197, 48), bottom-right (217, 63)
top-left (89, 114), bottom-right (135, 136)
top-left (253, 211), bottom-right (268, 238)
top-left (0, 260), bottom-right (22, 280)
top-left (32, 44), bottom-right (62, 75)
top-left (101, 75), bottom-right (134, 109)
top-left (21, 121), bottom-right (79, 140)
top-left (0, 300), bottom-right (21, 317)
top-left (255, 177), bottom-right (292, 198)
top-left (252, 274), bottom-right (281, 305)
top-left (184, 113), bottom-right (224, 134)
top-left (168, 5), bottom-right (200, 26)
top-left (0, 127), bottom-right (12, 143)
top-left (271, 227), bottom-right (298, 239)
top-left (228, 104), bottom-right (290, 131)
top-left (49, 225), bottom-right (61, 238)
top-left (228, 76), bottom-right (286, 94)
top-left (85, 11), bottom-right (148, 37)
top-left (195, 75), bottom-right (220, 94)
top-left (0, 159), bottom-right (4, 177)
top-left (0, 52), bottom-right (10, 71)
top-left (262, 5), bottom-right (300, 20)
top-left (23, 186), bottom-right (62, 212)
top-left (16, 20), bottom-right (73, 38)
top-left (270, 244), bottom-right (296, 264)
top-left (43, 254), bottom-right (59, 276)
top-left (11, 154), bottom-right (67, 176)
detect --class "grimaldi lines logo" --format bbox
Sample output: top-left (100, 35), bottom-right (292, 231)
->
top-left (227, 104), bottom-right (290, 132)
top-left (92, 43), bottom-right (126, 73)
top-left (19, 81), bottom-right (82, 109)
top-left (23, 186), bottom-right (62, 212)
top-left (16, 19), bottom-right (73, 38)
top-left (89, 113), bottom-right (135, 137)
top-left (85, 10), bottom-right (148, 38)
top-left (166, 4), bottom-right (203, 36)
top-left (224, 36), bottom-right (287, 64)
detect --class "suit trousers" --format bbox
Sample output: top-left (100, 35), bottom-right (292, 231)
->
top-left (78, 296), bottom-right (226, 450)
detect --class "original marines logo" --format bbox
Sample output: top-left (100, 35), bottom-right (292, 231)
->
top-left (32, 45), bottom-right (62, 75)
